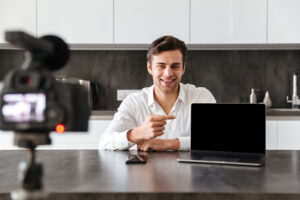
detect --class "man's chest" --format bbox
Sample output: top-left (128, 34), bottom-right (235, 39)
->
top-left (135, 104), bottom-right (191, 138)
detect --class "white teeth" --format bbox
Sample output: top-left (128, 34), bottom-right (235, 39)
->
top-left (162, 79), bottom-right (174, 83)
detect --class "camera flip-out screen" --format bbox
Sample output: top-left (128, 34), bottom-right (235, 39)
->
top-left (2, 93), bottom-right (46, 123)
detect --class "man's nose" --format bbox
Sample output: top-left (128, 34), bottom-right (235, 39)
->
top-left (163, 66), bottom-right (173, 77)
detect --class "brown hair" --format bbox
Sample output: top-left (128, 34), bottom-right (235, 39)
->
top-left (147, 35), bottom-right (187, 65)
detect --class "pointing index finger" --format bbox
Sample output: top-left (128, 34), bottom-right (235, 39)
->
top-left (152, 115), bottom-right (176, 121)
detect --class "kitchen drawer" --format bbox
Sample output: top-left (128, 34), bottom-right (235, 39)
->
top-left (278, 121), bottom-right (300, 150)
top-left (266, 121), bottom-right (277, 150)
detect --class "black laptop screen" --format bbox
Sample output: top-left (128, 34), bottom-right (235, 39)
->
top-left (191, 103), bottom-right (265, 154)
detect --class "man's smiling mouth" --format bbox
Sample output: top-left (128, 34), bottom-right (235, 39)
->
top-left (161, 79), bottom-right (176, 84)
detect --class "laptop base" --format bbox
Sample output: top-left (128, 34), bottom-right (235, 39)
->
top-left (177, 153), bottom-right (265, 167)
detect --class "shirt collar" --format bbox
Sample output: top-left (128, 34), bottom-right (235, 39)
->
top-left (177, 83), bottom-right (185, 103)
top-left (147, 83), bottom-right (185, 107)
top-left (147, 85), bottom-right (155, 107)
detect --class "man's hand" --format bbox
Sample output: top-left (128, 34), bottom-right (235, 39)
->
top-left (127, 115), bottom-right (175, 143)
top-left (137, 138), bottom-right (180, 151)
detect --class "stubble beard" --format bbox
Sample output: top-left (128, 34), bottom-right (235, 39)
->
top-left (154, 78), bottom-right (180, 95)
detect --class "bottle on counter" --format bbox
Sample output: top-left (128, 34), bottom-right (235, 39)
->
top-left (263, 91), bottom-right (272, 109)
top-left (250, 88), bottom-right (257, 104)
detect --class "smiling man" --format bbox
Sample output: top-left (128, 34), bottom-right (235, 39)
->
top-left (98, 36), bottom-right (216, 151)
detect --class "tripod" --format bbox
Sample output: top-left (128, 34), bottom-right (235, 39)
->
top-left (11, 132), bottom-right (51, 200)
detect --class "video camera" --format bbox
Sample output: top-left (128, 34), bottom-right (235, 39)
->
top-left (0, 31), bottom-right (91, 199)
top-left (0, 31), bottom-right (90, 133)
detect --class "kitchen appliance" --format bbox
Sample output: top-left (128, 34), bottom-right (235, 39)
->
top-left (55, 76), bottom-right (99, 109)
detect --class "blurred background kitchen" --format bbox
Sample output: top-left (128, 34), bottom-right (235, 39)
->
top-left (1, 50), bottom-right (300, 109)
top-left (1, 0), bottom-right (300, 150)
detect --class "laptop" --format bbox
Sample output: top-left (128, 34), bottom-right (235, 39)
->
top-left (177, 103), bottom-right (265, 167)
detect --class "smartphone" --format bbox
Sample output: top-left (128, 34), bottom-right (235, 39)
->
top-left (125, 155), bottom-right (147, 164)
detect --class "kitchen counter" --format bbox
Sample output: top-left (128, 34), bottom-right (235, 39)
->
top-left (90, 110), bottom-right (300, 121)
top-left (90, 110), bottom-right (116, 120)
top-left (0, 150), bottom-right (299, 199)
top-left (266, 115), bottom-right (300, 120)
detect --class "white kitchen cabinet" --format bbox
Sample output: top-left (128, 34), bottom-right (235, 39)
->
top-left (277, 121), bottom-right (300, 150)
top-left (114, 0), bottom-right (189, 44)
top-left (44, 120), bottom-right (111, 149)
top-left (268, 0), bottom-right (300, 43)
top-left (191, 0), bottom-right (267, 44)
top-left (0, 120), bottom-right (112, 150)
top-left (266, 121), bottom-right (277, 150)
top-left (37, 0), bottom-right (113, 44)
top-left (0, 0), bottom-right (36, 43)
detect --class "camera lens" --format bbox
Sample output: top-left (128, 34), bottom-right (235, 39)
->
top-left (19, 75), bottom-right (32, 86)
top-left (14, 72), bottom-right (39, 89)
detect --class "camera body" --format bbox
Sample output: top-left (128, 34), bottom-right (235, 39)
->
top-left (0, 31), bottom-right (91, 198)
top-left (0, 31), bottom-right (90, 133)
top-left (0, 69), bottom-right (89, 132)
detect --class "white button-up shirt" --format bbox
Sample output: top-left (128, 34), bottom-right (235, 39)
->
top-left (98, 83), bottom-right (216, 151)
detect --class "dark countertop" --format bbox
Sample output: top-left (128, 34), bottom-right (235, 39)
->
top-left (90, 110), bottom-right (115, 120)
top-left (0, 150), bottom-right (300, 199)
top-left (90, 110), bottom-right (300, 121)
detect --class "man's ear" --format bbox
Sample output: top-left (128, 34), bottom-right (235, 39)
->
top-left (147, 61), bottom-right (153, 75)
top-left (182, 64), bottom-right (186, 74)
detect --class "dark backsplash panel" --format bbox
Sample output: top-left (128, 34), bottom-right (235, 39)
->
top-left (1, 50), bottom-right (300, 110)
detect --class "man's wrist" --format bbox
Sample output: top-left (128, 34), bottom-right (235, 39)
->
top-left (167, 138), bottom-right (180, 150)
top-left (127, 128), bottom-right (141, 143)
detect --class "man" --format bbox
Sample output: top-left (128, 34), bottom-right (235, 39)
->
top-left (98, 35), bottom-right (216, 151)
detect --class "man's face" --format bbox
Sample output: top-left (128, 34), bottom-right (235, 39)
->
top-left (147, 50), bottom-right (185, 95)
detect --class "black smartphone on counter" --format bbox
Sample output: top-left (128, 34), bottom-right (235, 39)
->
top-left (125, 155), bottom-right (147, 164)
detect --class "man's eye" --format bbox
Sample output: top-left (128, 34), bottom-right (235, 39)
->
top-left (172, 65), bottom-right (180, 69)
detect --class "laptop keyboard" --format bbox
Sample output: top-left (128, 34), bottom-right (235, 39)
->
top-left (191, 153), bottom-right (262, 164)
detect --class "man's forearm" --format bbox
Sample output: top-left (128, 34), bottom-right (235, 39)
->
top-left (166, 138), bottom-right (180, 150)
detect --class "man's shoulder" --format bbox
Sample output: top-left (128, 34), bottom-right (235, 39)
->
top-left (181, 83), bottom-right (215, 103)
top-left (181, 83), bottom-right (211, 95)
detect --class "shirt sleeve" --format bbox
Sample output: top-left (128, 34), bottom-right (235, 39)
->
top-left (98, 95), bottom-right (137, 151)
top-left (177, 136), bottom-right (191, 151)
